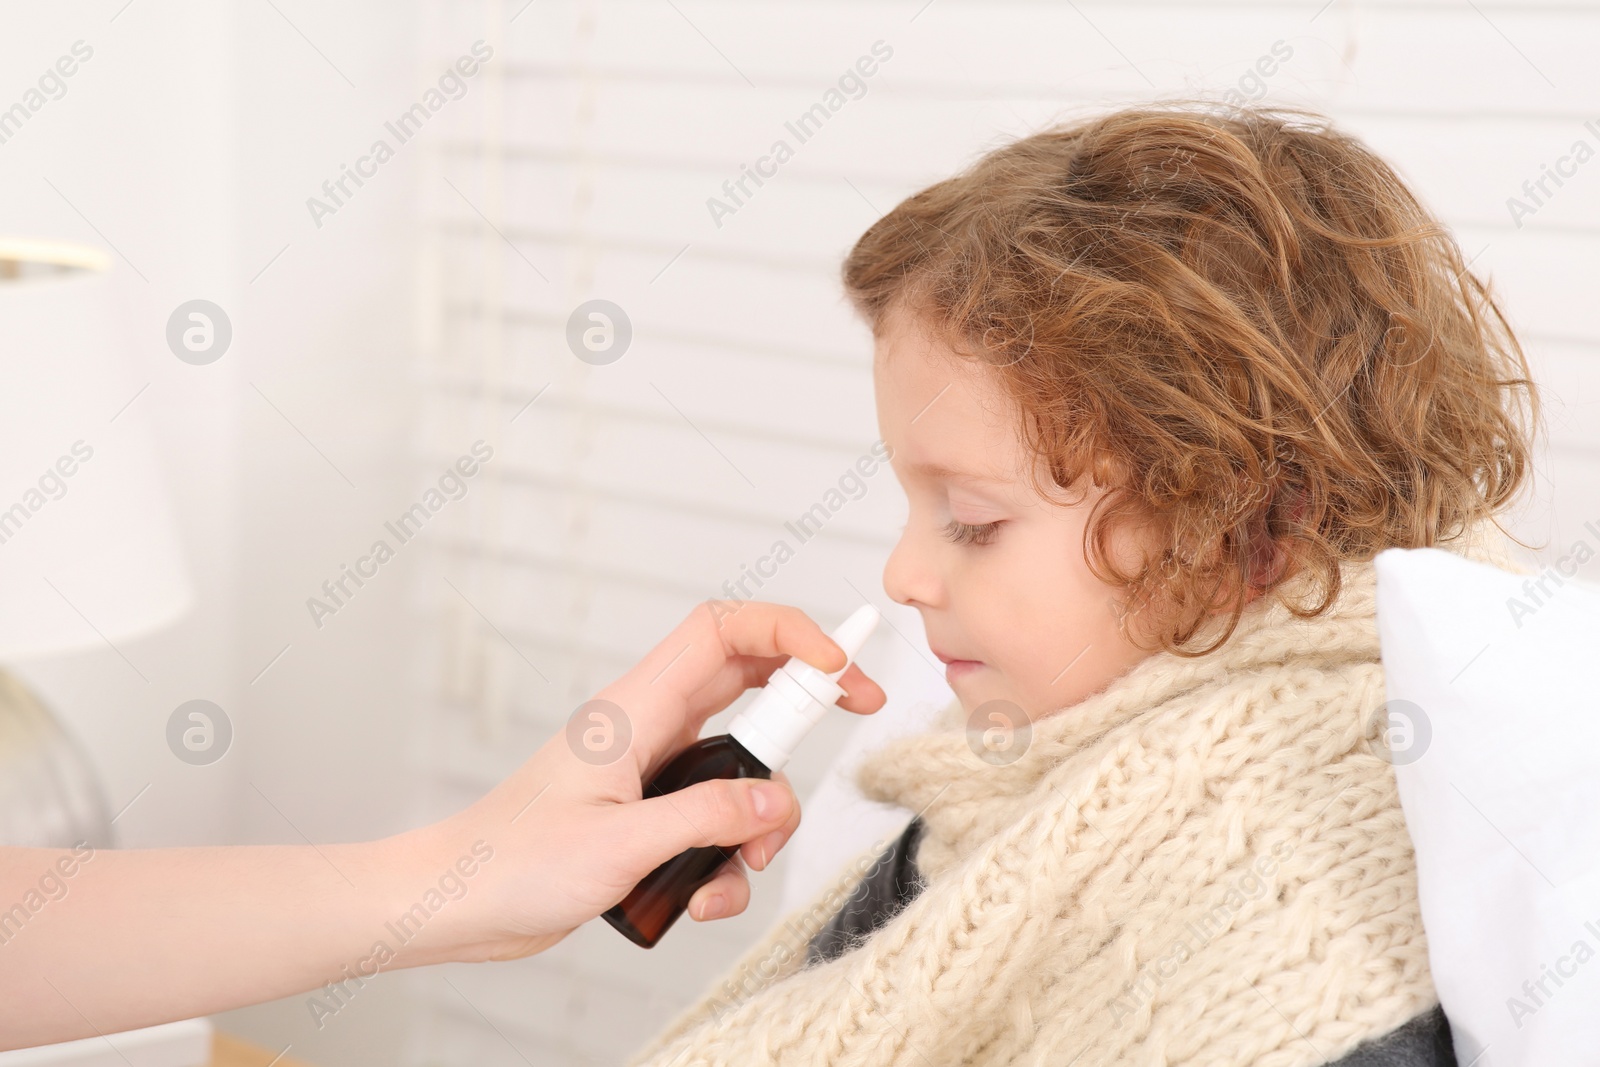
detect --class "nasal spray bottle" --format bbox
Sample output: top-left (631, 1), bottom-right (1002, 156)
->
top-left (602, 604), bottom-right (882, 948)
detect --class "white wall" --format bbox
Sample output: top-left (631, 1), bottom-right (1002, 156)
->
top-left (224, 3), bottom-right (425, 1063)
top-left (2, 2), bottom-right (423, 1063)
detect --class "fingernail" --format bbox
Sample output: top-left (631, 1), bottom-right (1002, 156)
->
top-left (751, 782), bottom-right (784, 820)
top-left (700, 894), bottom-right (727, 919)
top-left (751, 830), bottom-right (781, 871)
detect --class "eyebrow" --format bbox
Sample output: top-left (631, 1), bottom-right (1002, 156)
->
top-left (905, 460), bottom-right (1008, 485)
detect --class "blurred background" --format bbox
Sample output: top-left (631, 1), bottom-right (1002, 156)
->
top-left (0, 1), bottom-right (1595, 1064)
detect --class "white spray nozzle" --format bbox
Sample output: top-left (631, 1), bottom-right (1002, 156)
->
top-left (823, 604), bottom-right (881, 680)
top-left (727, 604), bottom-right (882, 773)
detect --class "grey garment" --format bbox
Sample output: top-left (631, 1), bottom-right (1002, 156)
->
top-left (1333, 1006), bottom-right (1456, 1066)
top-left (804, 818), bottom-right (1457, 1067)
top-left (804, 817), bottom-right (927, 968)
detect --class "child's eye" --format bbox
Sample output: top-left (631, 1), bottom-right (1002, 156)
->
top-left (943, 519), bottom-right (1002, 546)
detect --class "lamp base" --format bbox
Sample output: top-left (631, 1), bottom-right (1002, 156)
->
top-left (0, 669), bottom-right (114, 849)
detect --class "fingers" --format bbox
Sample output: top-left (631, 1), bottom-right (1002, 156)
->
top-left (711, 600), bottom-right (848, 675)
top-left (629, 602), bottom-right (843, 702)
top-left (677, 653), bottom-right (885, 723)
top-left (740, 770), bottom-right (801, 872)
top-left (688, 859), bottom-right (750, 921)
top-left (605, 601), bottom-right (884, 767)
top-left (673, 653), bottom-right (792, 725)
top-left (620, 777), bottom-right (796, 873)
top-left (834, 662), bottom-right (887, 715)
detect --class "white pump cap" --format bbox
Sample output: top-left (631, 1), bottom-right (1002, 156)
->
top-left (727, 604), bottom-right (881, 773)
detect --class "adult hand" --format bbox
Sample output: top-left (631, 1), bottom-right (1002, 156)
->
top-left (404, 600), bottom-right (886, 963)
top-left (0, 599), bottom-right (884, 1050)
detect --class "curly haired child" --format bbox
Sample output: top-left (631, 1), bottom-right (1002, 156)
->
top-left (630, 101), bottom-right (1540, 1067)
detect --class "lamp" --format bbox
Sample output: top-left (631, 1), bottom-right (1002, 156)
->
top-left (0, 238), bottom-right (193, 849)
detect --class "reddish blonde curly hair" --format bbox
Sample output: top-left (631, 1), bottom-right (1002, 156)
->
top-left (844, 102), bottom-right (1540, 657)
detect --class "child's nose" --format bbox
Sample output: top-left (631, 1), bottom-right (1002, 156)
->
top-left (883, 526), bottom-right (942, 609)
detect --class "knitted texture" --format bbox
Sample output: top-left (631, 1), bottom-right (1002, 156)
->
top-left (627, 522), bottom-right (1520, 1067)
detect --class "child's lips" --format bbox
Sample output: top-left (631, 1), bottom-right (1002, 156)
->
top-left (932, 649), bottom-right (983, 682)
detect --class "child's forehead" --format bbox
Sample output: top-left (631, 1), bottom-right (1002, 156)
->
top-left (875, 349), bottom-right (1025, 486)
top-left (869, 302), bottom-right (1035, 487)
top-left (872, 323), bottom-right (1005, 408)
top-left (900, 457), bottom-right (1011, 487)
top-left (875, 342), bottom-right (1016, 429)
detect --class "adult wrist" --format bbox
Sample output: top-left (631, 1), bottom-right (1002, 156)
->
top-left (346, 823), bottom-right (488, 970)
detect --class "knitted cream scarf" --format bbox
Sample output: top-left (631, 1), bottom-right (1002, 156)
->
top-left (628, 524), bottom-right (1519, 1067)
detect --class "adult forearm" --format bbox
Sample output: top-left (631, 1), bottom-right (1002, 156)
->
top-left (0, 833), bottom-right (446, 1050)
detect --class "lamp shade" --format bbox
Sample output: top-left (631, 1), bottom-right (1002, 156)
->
top-left (0, 239), bottom-right (191, 659)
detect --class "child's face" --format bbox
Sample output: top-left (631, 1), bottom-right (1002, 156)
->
top-left (873, 308), bottom-right (1161, 722)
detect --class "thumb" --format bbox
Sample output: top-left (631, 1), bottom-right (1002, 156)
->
top-left (621, 778), bottom-right (794, 867)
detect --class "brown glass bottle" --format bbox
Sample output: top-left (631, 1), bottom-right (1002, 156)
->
top-left (602, 733), bottom-right (772, 948)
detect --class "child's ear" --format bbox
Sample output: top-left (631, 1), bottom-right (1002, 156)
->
top-left (1240, 485), bottom-right (1305, 597)
top-left (1243, 529), bottom-right (1285, 591)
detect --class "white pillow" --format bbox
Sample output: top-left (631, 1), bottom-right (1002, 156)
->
top-left (1374, 544), bottom-right (1600, 1067)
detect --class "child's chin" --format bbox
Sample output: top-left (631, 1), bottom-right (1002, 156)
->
top-left (954, 683), bottom-right (1035, 761)
top-left (952, 680), bottom-right (1028, 719)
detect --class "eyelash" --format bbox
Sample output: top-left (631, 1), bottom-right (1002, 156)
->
top-left (943, 519), bottom-right (1002, 546)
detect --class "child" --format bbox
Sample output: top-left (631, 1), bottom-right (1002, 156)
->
top-left (631, 102), bottom-right (1539, 1066)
